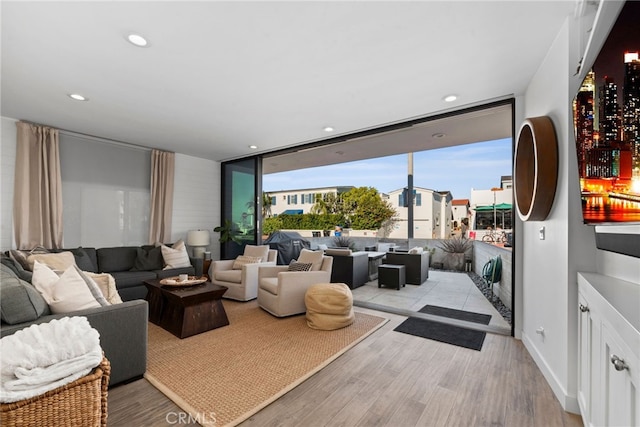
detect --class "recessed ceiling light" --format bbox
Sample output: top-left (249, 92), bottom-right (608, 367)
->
top-left (323, 126), bottom-right (334, 132)
top-left (249, 145), bottom-right (258, 149)
top-left (432, 133), bottom-right (445, 138)
top-left (68, 93), bottom-right (88, 101)
top-left (443, 94), bottom-right (458, 102)
top-left (127, 33), bottom-right (149, 47)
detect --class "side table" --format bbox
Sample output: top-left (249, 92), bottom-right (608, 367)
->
top-left (378, 264), bottom-right (406, 290)
top-left (203, 259), bottom-right (212, 279)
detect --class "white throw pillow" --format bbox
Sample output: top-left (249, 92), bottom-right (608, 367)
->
top-left (26, 251), bottom-right (76, 272)
top-left (297, 249), bottom-right (324, 271)
top-left (232, 255), bottom-right (263, 270)
top-left (84, 272), bottom-right (123, 304)
top-left (31, 261), bottom-right (104, 314)
top-left (243, 245), bottom-right (269, 261)
top-left (160, 240), bottom-right (191, 270)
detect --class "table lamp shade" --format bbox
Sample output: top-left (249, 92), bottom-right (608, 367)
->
top-left (187, 230), bottom-right (210, 258)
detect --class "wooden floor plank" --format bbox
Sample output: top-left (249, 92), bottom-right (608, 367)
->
top-left (108, 308), bottom-right (582, 427)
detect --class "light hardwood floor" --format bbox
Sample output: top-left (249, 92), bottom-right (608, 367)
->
top-left (108, 307), bottom-right (582, 427)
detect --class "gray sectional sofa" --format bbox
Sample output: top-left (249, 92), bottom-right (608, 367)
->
top-left (0, 243), bottom-right (203, 386)
top-left (37, 245), bottom-right (203, 301)
top-left (83, 245), bottom-right (203, 301)
top-left (0, 259), bottom-right (148, 386)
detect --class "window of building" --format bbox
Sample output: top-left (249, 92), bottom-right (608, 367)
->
top-left (271, 196), bottom-right (276, 206)
top-left (399, 189), bottom-right (421, 207)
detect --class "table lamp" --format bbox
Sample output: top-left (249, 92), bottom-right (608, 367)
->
top-left (187, 230), bottom-right (210, 258)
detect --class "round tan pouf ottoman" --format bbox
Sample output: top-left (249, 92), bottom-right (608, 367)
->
top-left (305, 283), bottom-right (355, 330)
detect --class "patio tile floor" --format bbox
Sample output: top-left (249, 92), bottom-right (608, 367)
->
top-left (352, 269), bottom-right (511, 332)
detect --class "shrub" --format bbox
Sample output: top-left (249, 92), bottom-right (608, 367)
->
top-left (439, 237), bottom-right (472, 253)
top-left (333, 236), bottom-right (355, 249)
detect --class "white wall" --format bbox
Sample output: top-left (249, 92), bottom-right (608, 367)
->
top-left (0, 116), bottom-right (221, 260)
top-left (0, 117), bottom-right (18, 251)
top-left (519, 20), bottom-right (583, 414)
top-left (517, 2), bottom-right (631, 414)
top-left (172, 153), bottom-right (221, 261)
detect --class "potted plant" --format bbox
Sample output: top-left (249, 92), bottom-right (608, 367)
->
top-left (439, 237), bottom-right (472, 271)
top-left (333, 236), bottom-right (355, 250)
top-left (214, 220), bottom-right (242, 245)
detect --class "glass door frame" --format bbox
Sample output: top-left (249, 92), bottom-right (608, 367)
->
top-left (219, 156), bottom-right (263, 259)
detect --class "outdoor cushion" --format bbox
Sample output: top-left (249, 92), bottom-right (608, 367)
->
top-left (324, 248), bottom-right (352, 257)
top-left (215, 270), bottom-right (242, 284)
top-left (0, 264), bottom-right (49, 324)
top-left (297, 249), bottom-right (324, 271)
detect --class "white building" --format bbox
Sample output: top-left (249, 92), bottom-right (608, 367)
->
top-left (386, 187), bottom-right (453, 239)
top-left (469, 176), bottom-right (513, 230)
top-left (265, 186), bottom-right (354, 217)
top-left (451, 198), bottom-right (470, 232)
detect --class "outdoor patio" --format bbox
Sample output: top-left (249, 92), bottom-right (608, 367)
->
top-left (352, 269), bottom-right (511, 334)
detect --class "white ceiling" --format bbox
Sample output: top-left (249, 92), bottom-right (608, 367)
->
top-left (1, 1), bottom-right (576, 168)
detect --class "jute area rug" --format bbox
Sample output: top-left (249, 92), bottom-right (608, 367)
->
top-left (145, 300), bottom-right (388, 427)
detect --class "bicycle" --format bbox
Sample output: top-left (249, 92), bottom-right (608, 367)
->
top-left (482, 228), bottom-right (507, 243)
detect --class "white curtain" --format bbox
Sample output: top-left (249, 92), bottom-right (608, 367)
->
top-left (148, 150), bottom-right (175, 244)
top-left (13, 121), bottom-right (63, 249)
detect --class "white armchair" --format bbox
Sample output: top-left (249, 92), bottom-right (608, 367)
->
top-left (209, 245), bottom-right (277, 301)
top-left (257, 255), bottom-right (333, 317)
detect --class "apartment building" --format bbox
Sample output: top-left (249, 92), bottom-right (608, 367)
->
top-left (265, 186), bottom-right (354, 217)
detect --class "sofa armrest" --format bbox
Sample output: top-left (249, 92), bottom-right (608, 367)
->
top-left (242, 261), bottom-right (276, 285)
top-left (258, 265), bottom-right (288, 280)
top-left (0, 300), bottom-right (148, 386)
top-left (277, 271), bottom-right (331, 299)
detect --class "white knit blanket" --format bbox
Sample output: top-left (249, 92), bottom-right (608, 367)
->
top-left (0, 316), bottom-right (102, 403)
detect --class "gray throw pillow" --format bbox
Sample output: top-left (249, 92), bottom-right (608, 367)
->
top-left (287, 262), bottom-right (313, 272)
top-left (1, 255), bottom-right (33, 282)
top-left (67, 247), bottom-right (96, 272)
top-left (130, 246), bottom-right (163, 271)
top-left (0, 264), bottom-right (50, 324)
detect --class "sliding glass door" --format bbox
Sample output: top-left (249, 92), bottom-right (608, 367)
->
top-left (220, 156), bottom-right (262, 259)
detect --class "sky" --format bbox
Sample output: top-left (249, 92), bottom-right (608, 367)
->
top-left (263, 138), bottom-right (512, 200)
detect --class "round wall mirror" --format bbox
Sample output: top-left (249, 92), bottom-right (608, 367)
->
top-left (514, 116), bottom-right (558, 221)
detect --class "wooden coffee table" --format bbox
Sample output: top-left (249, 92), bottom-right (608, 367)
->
top-left (144, 278), bottom-right (229, 339)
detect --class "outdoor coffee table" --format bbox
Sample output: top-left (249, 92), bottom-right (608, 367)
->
top-left (144, 278), bottom-right (229, 339)
top-left (367, 251), bottom-right (386, 281)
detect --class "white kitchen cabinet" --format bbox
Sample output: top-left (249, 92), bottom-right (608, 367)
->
top-left (577, 272), bottom-right (640, 427)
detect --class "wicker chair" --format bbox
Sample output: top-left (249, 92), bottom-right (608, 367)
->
top-left (1, 357), bottom-right (110, 427)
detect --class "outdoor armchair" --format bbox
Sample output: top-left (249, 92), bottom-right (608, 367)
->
top-left (257, 255), bottom-right (333, 317)
top-left (210, 245), bottom-right (277, 301)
